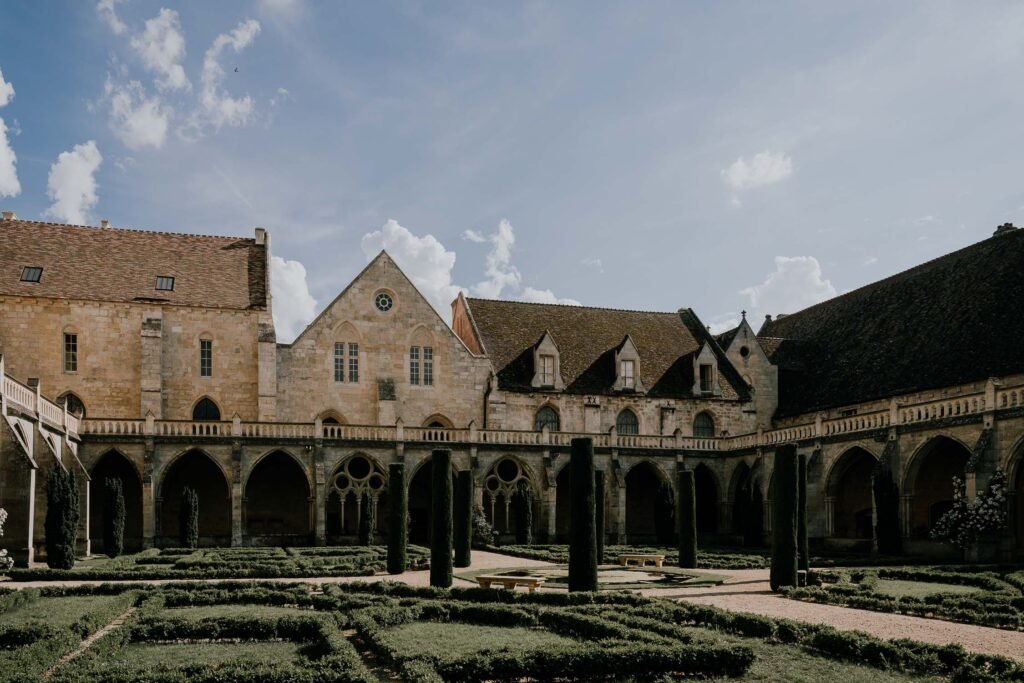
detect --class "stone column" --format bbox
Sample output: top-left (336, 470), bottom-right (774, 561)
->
top-left (142, 441), bottom-right (156, 548)
top-left (900, 494), bottom-right (913, 538)
top-left (546, 485), bottom-right (557, 541)
top-left (231, 442), bottom-right (243, 547)
top-left (824, 496), bottom-right (836, 537)
top-left (314, 446), bottom-right (327, 546)
top-left (616, 484), bottom-right (627, 544)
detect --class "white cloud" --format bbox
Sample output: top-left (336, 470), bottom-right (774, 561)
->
top-left (260, 0), bottom-right (305, 20)
top-left (271, 255), bottom-right (318, 343)
top-left (915, 215), bottom-right (936, 224)
top-left (863, 256), bottom-right (879, 266)
top-left (721, 151), bottom-right (793, 190)
top-left (183, 19), bottom-right (261, 137)
top-left (361, 219), bottom-right (464, 317)
top-left (472, 219), bottom-right (522, 298)
top-left (520, 287), bottom-right (581, 306)
top-left (45, 141), bottom-right (103, 225)
top-left (740, 256), bottom-right (837, 318)
top-left (0, 67), bottom-right (14, 107)
top-left (581, 257), bottom-right (603, 272)
top-left (130, 8), bottom-right (190, 91)
top-left (461, 229), bottom-right (486, 243)
top-left (106, 79), bottom-right (170, 149)
top-left (96, 0), bottom-right (127, 35)
top-left (0, 118), bottom-right (20, 198)
top-left (707, 314), bottom-right (741, 335)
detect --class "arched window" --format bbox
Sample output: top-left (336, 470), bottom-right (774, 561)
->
top-left (534, 406), bottom-right (560, 432)
top-left (192, 398), bottom-right (221, 421)
top-left (616, 409), bottom-right (639, 435)
top-left (58, 392), bottom-right (86, 418)
top-left (322, 416), bottom-right (340, 425)
top-left (693, 412), bottom-right (715, 438)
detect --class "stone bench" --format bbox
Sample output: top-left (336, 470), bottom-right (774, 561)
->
top-left (618, 553), bottom-right (665, 568)
top-left (475, 575), bottom-right (545, 593)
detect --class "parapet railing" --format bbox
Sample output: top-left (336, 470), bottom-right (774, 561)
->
top-left (0, 355), bottom-right (80, 438)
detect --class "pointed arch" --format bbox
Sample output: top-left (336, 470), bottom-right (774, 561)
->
top-left (730, 460), bottom-right (764, 545)
top-left (326, 453), bottom-right (388, 538)
top-left (244, 450), bottom-right (312, 540)
top-left (407, 452), bottom-right (457, 545)
top-left (625, 460), bottom-right (673, 543)
top-left (693, 462), bottom-right (719, 534)
top-left (57, 392), bottom-right (87, 419)
top-left (191, 396), bottom-right (221, 421)
top-left (903, 435), bottom-right (971, 538)
top-left (534, 404), bottom-right (560, 432)
top-left (317, 410), bottom-right (347, 425)
top-left (158, 449), bottom-right (231, 545)
top-left (693, 411), bottom-right (715, 438)
top-left (423, 414), bottom-right (453, 429)
top-left (826, 447), bottom-right (878, 539)
top-left (1009, 439), bottom-right (1024, 557)
top-left (482, 455), bottom-right (538, 539)
top-left (89, 449), bottom-right (144, 552)
top-left (616, 408), bottom-right (639, 435)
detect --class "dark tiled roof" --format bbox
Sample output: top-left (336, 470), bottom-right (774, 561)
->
top-left (465, 298), bottom-right (749, 400)
top-left (759, 227), bottom-right (1024, 417)
top-left (0, 219), bottom-right (266, 310)
top-left (715, 326), bottom-right (740, 350)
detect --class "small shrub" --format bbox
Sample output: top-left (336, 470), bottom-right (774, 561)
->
top-left (45, 467), bottom-right (79, 570)
top-left (179, 487), bottom-right (199, 549)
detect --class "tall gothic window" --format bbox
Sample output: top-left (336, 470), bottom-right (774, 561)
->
top-left (334, 343), bottom-right (346, 382)
top-left (534, 405), bottom-right (560, 432)
top-left (63, 333), bottom-right (78, 373)
top-left (693, 411), bottom-right (715, 438)
top-left (348, 343), bottom-right (359, 383)
top-left (423, 346), bottom-right (433, 386)
top-left (200, 339), bottom-right (212, 377)
top-left (616, 408), bottom-right (639, 435)
top-left (410, 346), bottom-right (434, 386)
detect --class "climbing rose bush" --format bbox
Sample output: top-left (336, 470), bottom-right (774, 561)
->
top-left (0, 508), bottom-right (12, 573)
top-left (930, 470), bottom-right (1008, 550)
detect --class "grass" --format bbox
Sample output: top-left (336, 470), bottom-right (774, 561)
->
top-left (874, 578), bottom-right (982, 599)
top-left (387, 621), bottom-right (578, 661)
top-left (0, 595), bottom-right (123, 627)
top-left (71, 640), bottom-right (305, 671)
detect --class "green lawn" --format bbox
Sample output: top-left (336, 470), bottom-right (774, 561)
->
top-left (0, 595), bottom-right (123, 627)
top-left (70, 641), bottom-right (305, 672)
top-left (874, 579), bottom-right (981, 599)
top-left (162, 604), bottom-right (314, 620)
top-left (387, 621), bottom-right (578, 661)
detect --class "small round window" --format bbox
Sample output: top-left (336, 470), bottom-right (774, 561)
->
top-left (374, 291), bottom-right (394, 312)
top-left (739, 346), bottom-right (750, 358)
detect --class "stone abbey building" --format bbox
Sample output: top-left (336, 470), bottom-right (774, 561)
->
top-left (1, 212), bottom-right (1022, 564)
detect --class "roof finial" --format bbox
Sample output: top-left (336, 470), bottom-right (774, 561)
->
top-left (741, 310), bottom-right (746, 320)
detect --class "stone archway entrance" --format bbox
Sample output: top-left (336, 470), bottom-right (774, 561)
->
top-left (244, 451), bottom-right (312, 543)
top-left (693, 463), bottom-right (718, 536)
top-left (907, 436), bottom-right (971, 538)
top-left (625, 462), bottom-right (671, 543)
top-left (407, 455), bottom-right (456, 546)
top-left (731, 462), bottom-right (764, 545)
top-left (158, 450), bottom-right (230, 546)
top-left (827, 447), bottom-right (876, 540)
top-left (89, 450), bottom-right (144, 552)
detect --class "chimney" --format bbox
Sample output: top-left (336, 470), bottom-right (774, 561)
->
top-left (994, 222), bottom-right (1018, 236)
top-left (1, 211), bottom-right (15, 221)
top-left (254, 226), bottom-right (266, 245)
top-left (100, 219), bottom-right (110, 228)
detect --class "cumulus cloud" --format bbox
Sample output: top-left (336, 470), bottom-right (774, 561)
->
top-left (473, 219), bottom-right (522, 298)
top-left (96, 0), bottom-right (127, 35)
top-left (740, 256), bottom-right (837, 318)
top-left (183, 19), bottom-right (261, 137)
top-left (0, 118), bottom-right (19, 198)
top-left (721, 150), bottom-right (793, 190)
top-left (131, 8), bottom-right (190, 91)
top-left (0, 67), bottom-right (13, 107)
top-left (106, 79), bottom-right (170, 149)
top-left (45, 141), bottom-right (103, 225)
top-left (271, 255), bottom-right (318, 343)
top-left (361, 219), bottom-right (464, 317)
top-left (520, 287), bottom-right (581, 306)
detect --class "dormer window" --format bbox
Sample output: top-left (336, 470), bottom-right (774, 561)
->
top-left (20, 266), bottom-right (42, 282)
top-left (156, 276), bottom-right (175, 291)
top-left (540, 355), bottom-right (555, 386)
top-left (699, 364), bottom-right (714, 393)
top-left (620, 360), bottom-right (636, 389)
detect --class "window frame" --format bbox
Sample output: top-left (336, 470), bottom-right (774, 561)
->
top-left (410, 346), bottom-right (421, 385)
top-left (422, 346), bottom-right (433, 386)
top-left (534, 405), bottom-right (560, 432)
top-left (540, 354), bottom-right (555, 387)
top-left (334, 342), bottom-right (346, 383)
top-left (348, 342), bottom-right (359, 383)
top-left (699, 364), bottom-right (714, 393)
top-left (693, 412), bottom-right (715, 438)
top-left (20, 266), bottom-right (43, 283)
top-left (155, 276), bottom-right (175, 291)
top-left (616, 408), bottom-right (639, 435)
top-left (620, 359), bottom-right (636, 389)
top-left (199, 339), bottom-right (213, 378)
top-left (63, 333), bottom-right (78, 373)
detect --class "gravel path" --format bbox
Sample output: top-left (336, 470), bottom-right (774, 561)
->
top-left (5, 551), bottom-right (1023, 663)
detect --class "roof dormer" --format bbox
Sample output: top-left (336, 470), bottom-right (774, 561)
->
top-left (531, 330), bottom-right (564, 390)
top-left (613, 335), bottom-right (645, 393)
top-left (692, 343), bottom-right (722, 397)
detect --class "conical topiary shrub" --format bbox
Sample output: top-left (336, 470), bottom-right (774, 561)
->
top-left (454, 470), bottom-right (473, 568)
top-left (568, 438), bottom-right (598, 592)
top-left (103, 477), bottom-right (126, 558)
top-left (770, 445), bottom-right (798, 591)
top-left (387, 463), bottom-right (407, 574)
top-left (430, 450), bottom-right (453, 588)
top-left (678, 469), bottom-right (697, 569)
top-left (180, 487), bottom-right (199, 549)
top-left (358, 489), bottom-right (376, 546)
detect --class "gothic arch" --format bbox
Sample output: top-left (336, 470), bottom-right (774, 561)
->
top-left (423, 414), bottom-right (454, 429)
top-left (326, 453), bottom-right (388, 537)
top-left (1007, 435), bottom-right (1024, 557)
top-left (482, 456), bottom-right (539, 538)
top-left (730, 460), bottom-right (765, 545)
top-left (317, 410), bottom-right (347, 425)
top-left (190, 396), bottom-right (222, 421)
top-left (89, 449), bottom-right (144, 552)
top-left (693, 462), bottom-right (719, 534)
top-left (625, 460), bottom-right (673, 542)
top-left (158, 449), bottom-right (231, 545)
top-left (903, 435), bottom-right (972, 538)
top-left (57, 392), bottom-right (87, 419)
top-left (407, 452), bottom-right (457, 545)
top-left (692, 410), bottom-right (718, 438)
top-left (616, 408), bottom-right (640, 435)
top-left (825, 446), bottom-right (878, 539)
top-left (534, 402), bottom-right (561, 431)
top-left (902, 433), bottom-right (972, 494)
top-left (244, 450), bottom-right (312, 539)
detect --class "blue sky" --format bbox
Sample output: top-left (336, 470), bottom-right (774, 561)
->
top-left (2, 1), bottom-right (1023, 341)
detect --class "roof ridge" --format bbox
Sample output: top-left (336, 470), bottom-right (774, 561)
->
top-left (766, 229), bottom-right (1024, 328)
top-left (3, 218), bottom-right (251, 242)
top-left (465, 296), bottom-right (681, 316)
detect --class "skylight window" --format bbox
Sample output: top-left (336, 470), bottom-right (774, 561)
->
top-left (20, 267), bottom-right (42, 282)
top-left (156, 276), bottom-right (175, 291)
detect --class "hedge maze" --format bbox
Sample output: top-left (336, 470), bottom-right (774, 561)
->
top-left (4, 579), bottom-right (1024, 682)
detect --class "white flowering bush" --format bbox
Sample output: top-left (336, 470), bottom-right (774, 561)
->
top-left (0, 507), bottom-right (12, 574)
top-left (930, 470), bottom-right (1008, 550)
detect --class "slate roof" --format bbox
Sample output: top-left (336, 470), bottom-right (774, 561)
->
top-left (464, 298), bottom-right (750, 400)
top-left (758, 226), bottom-right (1024, 417)
top-left (0, 218), bottom-right (267, 310)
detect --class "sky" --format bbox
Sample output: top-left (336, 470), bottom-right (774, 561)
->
top-left (2, 1), bottom-right (1024, 342)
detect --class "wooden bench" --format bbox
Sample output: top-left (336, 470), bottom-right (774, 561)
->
top-left (618, 553), bottom-right (665, 568)
top-left (475, 575), bottom-right (545, 593)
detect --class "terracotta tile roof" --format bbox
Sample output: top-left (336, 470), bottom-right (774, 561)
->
top-left (759, 226), bottom-right (1024, 417)
top-left (465, 298), bottom-right (750, 400)
top-left (0, 218), bottom-right (266, 310)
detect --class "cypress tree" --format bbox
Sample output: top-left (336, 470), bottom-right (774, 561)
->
top-left (873, 456), bottom-right (902, 555)
top-left (103, 478), bottom-right (126, 558)
top-left (45, 466), bottom-right (78, 569)
top-left (180, 487), bottom-right (199, 549)
top-left (797, 454), bottom-right (809, 572)
top-left (454, 470), bottom-right (473, 567)
top-left (770, 445), bottom-right (799, 591)
top-left (387, 463), bottom-right (408, 574)
top-left (568, 438), bottom-right (598, 592)
top-left (678, 469), bottom-right (697, 569)
top-left (358, 490), bottom-right (376, 546)
top-left (654, 481), bottom-right (676, 544)
top-left (594, 470), bottom-right (605, 564)
top-left (513, 479), bottom-right (534, 545)
top-left (430, 450), bottom-right (453, 588)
